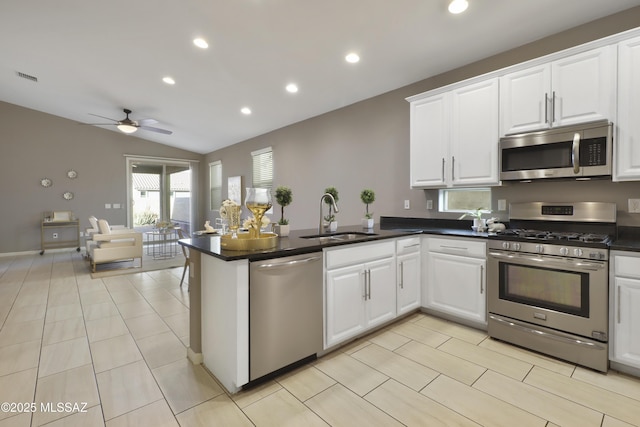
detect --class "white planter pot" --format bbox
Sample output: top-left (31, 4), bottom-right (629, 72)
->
top-left (473, 218), bottom-right (487, 232)
top-left (362, 218), bottom-right (374, 229)
top-left (329, 221), bottom-right (338, 232)
top-left (274, 224), bottom-right (290, 237)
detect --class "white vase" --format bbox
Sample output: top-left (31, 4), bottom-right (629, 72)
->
top-left (274, 224), bottom-right (290, 237)
top-left (329, 221), bottom-right (338, 232)
top-left (473, 218), bottom-right (487, 232)
top-left (362, 218), bottom-right (374, 229)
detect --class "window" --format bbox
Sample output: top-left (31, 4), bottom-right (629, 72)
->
top-left (251, 147), bottom-right (273, 189)
top-left (439, 188), bottom-right (491, 213)
top-left (210, 161), bottom-right (222, 210)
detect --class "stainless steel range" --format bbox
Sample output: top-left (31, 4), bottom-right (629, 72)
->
top-left (487, 202), bottom-right (616, 372)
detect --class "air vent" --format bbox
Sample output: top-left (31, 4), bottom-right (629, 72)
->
top-left (16, 71), bottom-right (38, 82)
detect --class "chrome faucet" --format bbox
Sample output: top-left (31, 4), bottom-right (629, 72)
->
top-left (319, 193), bottom-right (339, 234)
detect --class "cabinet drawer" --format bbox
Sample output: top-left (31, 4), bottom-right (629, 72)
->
top-left (427, 236), bottom-right (486, 258)
top-left (325, 240), bottom-right (395, 270)
top-left (615, 255), bottom-right (640, 279)
top-left (396, 237), bottom-right (421, 254)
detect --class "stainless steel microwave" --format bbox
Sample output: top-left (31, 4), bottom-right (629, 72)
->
top-left (499, 120), bottom-right (613, 181)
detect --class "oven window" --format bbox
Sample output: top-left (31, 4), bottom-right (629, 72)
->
top-left (499, 262), bottom-right (589, 317)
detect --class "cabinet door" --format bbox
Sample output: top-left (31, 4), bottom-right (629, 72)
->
top-left (397, 252), bottom-right (421, 316)
top-left (612, 277), bottom-right (640, 368)
top-left (365, 258), bottom-right (397, 329)
top-left (551, 46), bottom-right (615, 127)
top-left (615, 36), bottom-right (640, 181)
top-left (451, 78), bottom-right (500, 186)
top-left (500, 64), bottom-right (550, 135)
top-left (426, 252), bottom-right (486, 324)
top-left (409, 94), bottom-right (448, 188)
top-left (325, 264), bottom-right (366, 348)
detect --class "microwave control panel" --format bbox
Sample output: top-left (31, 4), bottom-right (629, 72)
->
top-left (580, 137), bottom-right (606, 166)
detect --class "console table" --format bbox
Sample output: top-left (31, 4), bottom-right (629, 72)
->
top-left (41, 219), bottom-right (81, 255)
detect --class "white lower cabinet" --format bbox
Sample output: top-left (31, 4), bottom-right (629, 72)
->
top-left (397, 237), bottom-right (421, 316)
top-left (423, 236), bottom-right (487, 325)
top-left (324, 241), bottom-right (396, 349)
top-left (610, 251), bottom-right (640, 370)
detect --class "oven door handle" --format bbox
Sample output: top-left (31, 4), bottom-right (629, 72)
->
top-left (489, 315), bottom-right (606, 350)
top-left (488, 251), bottom-right (606, 271)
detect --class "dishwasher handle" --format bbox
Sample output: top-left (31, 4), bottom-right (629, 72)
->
top-left (254, 255), bottom-right (322, 269)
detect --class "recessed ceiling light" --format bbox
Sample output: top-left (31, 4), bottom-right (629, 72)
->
top-left (162, 76), bottom-right (176, 85)
top-left (193, 38), bottom-right (209, 49)
top-left (448, 0), bottom-right (468, 14)
top-left (345, 53), bottom-right (360, 63)
top-left (241, 107), bottom-right (252, 115)
top-left (285, 83), bottom-right (298, 93)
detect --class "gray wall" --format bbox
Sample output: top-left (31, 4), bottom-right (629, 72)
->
top-left (0, 102), bottom-right (203, 254)
top-left (203, 6), bottom-right (640, 230)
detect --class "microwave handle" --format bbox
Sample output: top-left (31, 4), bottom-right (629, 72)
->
top-left (572, 132), bottom-right (580, 174)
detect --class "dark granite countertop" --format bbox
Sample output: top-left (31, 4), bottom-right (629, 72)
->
top-left (610, 226), bottom-right (640, 252)
top-left (179, 216), bottom-right (490, 262)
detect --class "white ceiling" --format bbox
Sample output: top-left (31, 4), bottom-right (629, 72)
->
top-left (1, 0), bottom-right (639, 155)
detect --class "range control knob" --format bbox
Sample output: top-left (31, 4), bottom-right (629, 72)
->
top-left (502, 242), bottom-right (510, 250)
top-left (573, 248), bottom-right (583, 257)
top-left (559, 247), bottom-right (569, 256)
top-left (535, 244), bottom-right (544, 254)
top-left (513, 243), bottom-right (521, 251)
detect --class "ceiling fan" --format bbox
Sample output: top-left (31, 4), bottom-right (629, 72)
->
top-left (85, 108), bottom-right (172, 135)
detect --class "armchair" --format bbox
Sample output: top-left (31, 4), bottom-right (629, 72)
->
top-left (90, 219), bottom-right (143, 272)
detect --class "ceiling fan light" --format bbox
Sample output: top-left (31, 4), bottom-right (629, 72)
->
top-left (117, 124), bottom-right (138, 134)
top-left (448, 0), bottom-right (468, 14)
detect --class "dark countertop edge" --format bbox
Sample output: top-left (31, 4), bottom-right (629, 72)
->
top-left (180, 218), bottom-right (490, 262)
top-left (610, 226), bottom-right (640, 252)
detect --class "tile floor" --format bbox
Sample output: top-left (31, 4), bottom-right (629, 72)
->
top-left (1, 251), bottom-right (640, 426)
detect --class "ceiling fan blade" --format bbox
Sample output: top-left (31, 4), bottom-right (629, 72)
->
top-left (137, 118), bottom-right (158, 126)
top-left (81, 122), bottom-right (117, 126)
top-left (88, 113), bottom-right (118, 122)
top-left (139, 125), bottom-right (173, 135)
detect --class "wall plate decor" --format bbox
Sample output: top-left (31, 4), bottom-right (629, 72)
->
top-left (63, 191), bottom-right (74, 200)
top-left (66, 169), bottom-right (77, 179)
top-left (40, 178), bottom-right (52, 188)
top-left (228, 176), bottom-right (242, 205)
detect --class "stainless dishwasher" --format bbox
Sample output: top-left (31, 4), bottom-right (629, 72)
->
top-left (249, 252), bottom-right (323, 381)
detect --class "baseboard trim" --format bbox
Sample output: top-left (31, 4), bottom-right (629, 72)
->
top-left (187, 347), bottom-right (203, 364)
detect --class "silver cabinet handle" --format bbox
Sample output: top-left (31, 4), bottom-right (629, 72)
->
top-left (366, 269), bottom-right (371, 300)
top-left (617, 285), bottom-right (621, 324)
top-left (440, 245), bottom-right (468, 251)
top-left (399, 262), bottom-right (404, 289)
top-left (480, 265), bottom-right (484, 294)
top-left (544, 93), bottom-right (549, 123)
top-left (451, 156), bottom-right (455, 181)
top-left (441, 158), bottom-right (445, 182)
top-left (552, 91), bottom-right (556, 123)
top-left (362, 271), bottom-right (367, 300)
top-left (572, 132), bottom-right (581, 174)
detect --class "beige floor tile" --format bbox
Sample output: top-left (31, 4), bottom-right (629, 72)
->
top-left (82, 301), bottom-right (119, 321)
top-left (0, 340), bottom-right (41, 377)
top-left (43, 317), bottom-right (86, 345)
top-left (136, 331), bottom-right (186, 369)
top-left (602, 415), bottom-right (638, 427)
top-left (80, 290), bottom-right (113, 306)
top-left (90, 334), bottom-right (143, 373)
top-left (474, 369), bottom-right (603, 427)
top-left (438, 338), bottom-right (533, 381)
top-left (109, 289), bottom-right (145, 305)
top-left (0, 413), bottom-right (31, 427)
top-left (414, 315), bottom-right (487, 344)
top-left (41, 405), bottom-right (104, 427)
top-left (277, 365), bottom-right (336, 402)
top-left (38, 336), bottom-right (92, 378)
top-left (124, 313), bottom-right (170, 339)
top-left (149, 298), bottom-right (188, 317)
top-left (96, 360), bottom-right (164, 421)
top-left (13, 290), bottom-right (48, 309)
top-left (162, 312), bottom-right (189, 337)
top-left (478, 336), bottom-right (576, 377)
top-left (138, 287), bottom-right (175, 303)
top-left (4, 304), bottom-right (46, 324)
top-left (32, 364), bottom-right (100, 426)
top-left (422, 375), bottom-right (546, 427)
top-left (231, 381), bottom-right (282, 409)
top-left (152, 358), bottom-right (224, 414)
top-left (243, 388), bottom-right (329, 427)
top-left (365, 379), bottom-right (480, 427)
top-left (352, 343), bottom-right (438, 391)
top-left (44, 303), bottom-right (83, 324)
top-left (573, 367), bottom-right (640, 401)
top-left (176, 394), bottom-right (253, 427)
top-left (389, 321), bottom-right (450, 347)
top-left (524, 366), bottom-right (640, 426)
top-left (85, 315), bottom-right (129, 343)
top-left (116, 300), bottom-right (155, 319)
top-left (368, 329), bottom-right (412, 351)
top-left (395, 340), bottom-right (486, 385)
top-left (47, 290), bottom-right (80, 308)
top-left (315, 352), bottom-right (388, 396)
top-left (306, 383), bottom-right (403, 427)
top-left (106, 399), bottom-right (178, 427)
top-left (0, 319), bottom-right (43, 347)
top-left (0, 368), bottom-right (38, 422)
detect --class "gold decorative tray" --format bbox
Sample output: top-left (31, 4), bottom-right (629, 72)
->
top-left (220, 232), bottom-right (278, 251)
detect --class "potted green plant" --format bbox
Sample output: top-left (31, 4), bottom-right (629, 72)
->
top-left (360, 189), bottom-right (375, 229)
top-left (274, 186), bottom-right (293, 237)
top-left (459, 207), bottom-right (491, 231)
top-left (324, 186), bottom-right (339, 232)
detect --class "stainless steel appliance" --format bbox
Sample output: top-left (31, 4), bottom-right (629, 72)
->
top-left (249, 252), bottom-right (323, 382)
top-left (500, 120), bottom-right (613, 181)
top-left (487, 202), bottom-right (616, 372)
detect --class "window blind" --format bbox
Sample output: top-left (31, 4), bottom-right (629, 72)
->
top-left (251, 147), bottom-right (273, 189)
top-left (209, 161), bottom-right (222, 210)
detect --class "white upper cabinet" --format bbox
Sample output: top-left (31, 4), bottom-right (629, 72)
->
top-left (500, 46), bottom-right (616, 135)
top-left (615, 35), bottom-right (640, 181)
top-left (409, 78), bottom-right (499, 188)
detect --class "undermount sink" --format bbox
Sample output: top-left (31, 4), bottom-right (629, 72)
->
top-left (300, 231), bottom-right (378, 242)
